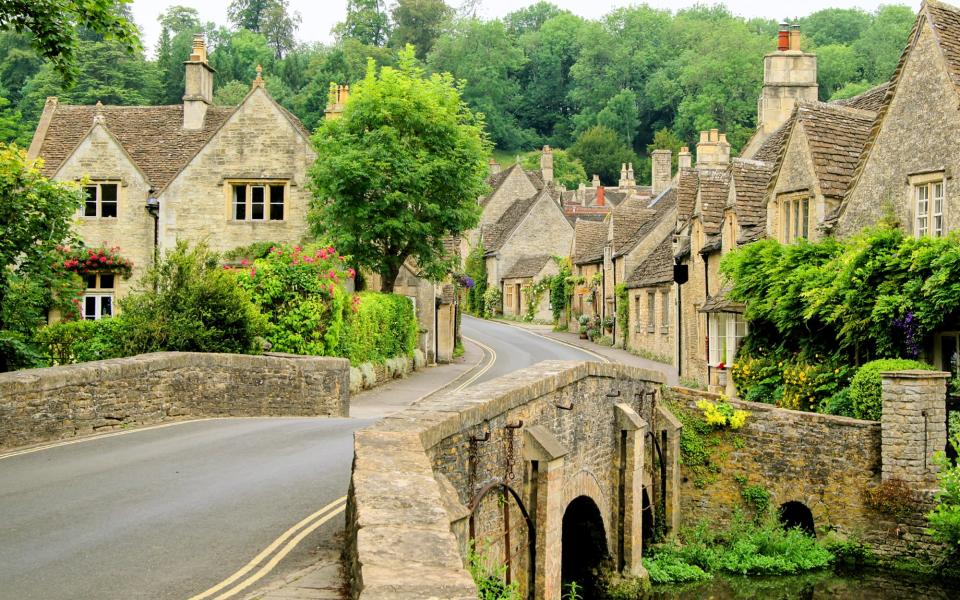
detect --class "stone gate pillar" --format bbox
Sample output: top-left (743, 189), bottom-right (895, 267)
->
top-left (881, 369), bottom-right (950, 490)
top-left (523, 425), bottom-right (568, 600)
top-left (615, 403), bottom-right (648, 578)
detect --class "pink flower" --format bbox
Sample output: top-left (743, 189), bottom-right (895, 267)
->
top-left (328, 270), bottom-right (336, 279)
top-left (240, 259), bottom-right (250, 266)
top-left (250, 267), bottom-right (257, 278)
top-left (318, 249), bottom-right (328, 259)
top-left (327, 246), bottom-right (335, 255)
top-left (347, 268), bottom-right (356, 279)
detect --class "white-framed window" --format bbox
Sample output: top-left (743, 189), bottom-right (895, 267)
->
top-left (913, 178), bottom-right (945, 238)
top-left (778, 193), bottom-right (809, 243)
top-left (708, 312), bottom-right (747, 367)
top-left (647, 291), bottom-right (656, 333)
top-left (661, 289), bottom-right (670, 334)
top-left (82, 273), bottom-right (115, 320)
top-left (230, 182), bottom-right (286, 221)
top-left (82, 182), bottom-right (118, 218)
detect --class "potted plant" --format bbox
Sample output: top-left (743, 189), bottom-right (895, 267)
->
top-left (716, 362), bottom-right (727, 386)
top-left (602, 316), bottom-right (615, 333)
top-left (577, 315), bottom-right (590, 339)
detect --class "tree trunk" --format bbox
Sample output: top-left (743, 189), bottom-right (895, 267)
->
top-left (379, 263), bottom-right (402, 294)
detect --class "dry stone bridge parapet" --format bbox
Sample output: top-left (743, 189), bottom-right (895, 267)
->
top-left (347, 363), bottom-right (952, 600)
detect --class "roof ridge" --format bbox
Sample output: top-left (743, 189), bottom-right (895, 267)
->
top-left (796, 99), bottom-right (877, 119)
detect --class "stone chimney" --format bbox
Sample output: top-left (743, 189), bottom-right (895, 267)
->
top-left (592, 174), bottom-right (600, 188)
top-left (325, 84), bottom-right (350, 120)
top-left (540, 145), bottom-right (553, 184)
top-left (619, 163), bottom-right (628, 187)
top-left (678, 146), bottom-right (692, 170)
top-left (183, 34), bottom-right (215, 130)
top-left (488, 159), bottom-right (501, 177)
top-left (696, 130), bottom-right (730, 171)
top-left (754, 23), bottom-right (817, 145)
top-left (651, 149), bottom-right (671, 195)
top-left (627, 163), bottom-right (635, 186)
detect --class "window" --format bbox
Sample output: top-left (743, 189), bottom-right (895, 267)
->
top-left (708, 312), bottom-right (747, 367)
top-left (82, 182), bottom-right (118, 218)
top-left (647, 292), bottom-right (656, 333)
top-left (661, 289), bottom-right (670, 333)
top-left (634, 294), bottom-right (642, 332)
top-left (778, 193), bottom-right (810, 243)
top-left (82, 273), bottom-right (115, 320)
top-left (230, 182), bottom-right (286, 221)
top-left (914, 178), bottom-right (945, 238)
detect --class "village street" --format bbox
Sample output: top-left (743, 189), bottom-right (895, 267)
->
top-left (0, 317), bottom-right (598, 600)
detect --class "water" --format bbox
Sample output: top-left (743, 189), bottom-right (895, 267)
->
top-left (644, 570), bottom-right (960, 600)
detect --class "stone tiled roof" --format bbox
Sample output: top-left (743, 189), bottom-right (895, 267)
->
top-left (697, 169), bottom-right (730, 236)
top-left (35, 103), bottom-right (238, 191)
top-left (480, 164), bottom-right (544, 208)
top-left (729, 158), bottom-right (774, 228)
top-left (752, 119), bottom-right (790, 164)
top-left (482, 192), bottom-right (541, 254)
top-left (832, 82), bottom-right (891, 112)
top-left (676, 168), bottom-right (699, 224)
top-left (573, 219), bottom-right (608, 265)
top-left (675, 235), bottom-right (691, 260)
top-left (611, 196), bottom-right (654, 255)
top-left (737, 224), bottom-right (766, 245)
top-left (614, 188), bottom-right (677, 258)
top-left (625, 231), bottom-right (674, 289)
top-left (794, 101), bottom-right (877, 199)
top-left (699, 284), bottom-right (744, 313)
top-left (927, 0), bottom-right (960, 92)
top-left (503, 254), bottom-right (552, 279)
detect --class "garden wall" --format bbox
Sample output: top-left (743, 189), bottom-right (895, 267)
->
top-left (668, 380), bottom-right (945, 561)
top-left (0, 351), bottom-right (349, 450)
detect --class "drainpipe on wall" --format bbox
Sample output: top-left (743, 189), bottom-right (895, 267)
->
top-left (145, 192), bottom-right (160, 287)
top-left (703, 253), bottom-right (710, 379)
top-left (612, 257), bottom-right (617, 342)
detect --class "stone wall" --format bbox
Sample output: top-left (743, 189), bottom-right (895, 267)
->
top-left (347, 361), bottom-right (666, 600)
top-left (669, 382), bottom-right (946, 560)
top-left (628, 285), bottom-right (675, 365)
top-left (0, 352), bottom-right (349, 450)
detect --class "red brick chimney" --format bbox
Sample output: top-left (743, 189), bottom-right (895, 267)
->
top-left (596, 186), bottom-right (605, 206)
top-left (778, 23), bottom-right (789, 51)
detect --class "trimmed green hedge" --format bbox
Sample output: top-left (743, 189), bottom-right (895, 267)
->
top-left (342, 291), bottom-right (418, 366)
top-left (849, 358), bottom-right (936, 420)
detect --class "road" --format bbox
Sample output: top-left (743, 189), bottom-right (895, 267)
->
top-left (0, 317), bottom-right (597, 600)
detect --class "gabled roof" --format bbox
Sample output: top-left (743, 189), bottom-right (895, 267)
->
top-left (614, 188), bottom-right (677, 258)
top-left (752, 119), bottom-right (790, 164)
top-left (34, 103), bottom-right (236, 191)
top-left (611, 196), bottom-right (654, 256)
top-left (573, 219), bottom-right (608, 265)
top-left (625, 231), bottom-right (674, 289)
top-left (483, 187), bottom-right (563, 255)
top-left (503, 255), bottom-right (552, 279)
top-left (676, 168), bottom-right (699, 224)
top-left (480, 163), bottom-right (544, 208)
top-left (832, 82), bottom-right (891, 112)
top-left (696, 169), bottom-right (730, 235)
top-left (729, 158), bottom-right (773, 228)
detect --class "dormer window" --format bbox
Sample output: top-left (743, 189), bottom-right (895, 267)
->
top-left (230, 181), bottom-right (287, 221)
top-left (82, 182), bottom-right (118, 218)
top-left (778, 192), bottom-right (809, 243)
top-left (912, 174), bottom-right (945, 238)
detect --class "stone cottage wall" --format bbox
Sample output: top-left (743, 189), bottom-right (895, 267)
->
top-left (0, 352), bottom-right (349, 450)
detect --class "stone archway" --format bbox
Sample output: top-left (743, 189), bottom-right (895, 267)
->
top-left (779, 501), bottom-right (816, 536)
top-left (641, 487), bottom-right (654, 550)
top-left (561, 495), bottom-right (609, 598)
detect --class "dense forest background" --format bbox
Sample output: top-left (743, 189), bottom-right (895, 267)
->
top-left (0, 0), bottom-right (915, 185)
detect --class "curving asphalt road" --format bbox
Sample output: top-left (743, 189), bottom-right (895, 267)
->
top-left (0, 317), bottom-right (598, 600)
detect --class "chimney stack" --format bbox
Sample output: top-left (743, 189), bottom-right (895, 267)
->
top-left (540, 145), bottom-right (554, 184)
top-left (627, 162), bottom-right (635, 186)
top-left (678, 146), bottom-right (692, 170)
top-left (743, 22), bottom-right (818, 156)
top-left (325, 84), bottom-right (350, 120)
top-left (592, 174), bottom-right (600, 188)
top-left (596, 186), bottom-right (605, 207)
top-left (619, 163), bottom-right (628, 187)
top-left (183, 33), bottom-right (214, 130)
top-left (696, 130), bottom-right (730, 171)
top-left (651, 149), bottom-right (672, 195)
top-left (488, 158), bottom-right (501, 177)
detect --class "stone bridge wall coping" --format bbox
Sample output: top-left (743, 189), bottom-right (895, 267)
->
top-left (347, 360), bottom-right (664, 599)
top-left (0, 352), bottom-right (349, 450)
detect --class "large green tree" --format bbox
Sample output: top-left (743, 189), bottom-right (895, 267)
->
top-left (335, 0), bottom-right (390, 46)
top-left (309, 48), bottom-right (490, 292)
top-left (853, 5), bottom-right (915, 83)
top-left (389, 0), bottom-right (453, 59)
top-left (568, 125), bottom-right (636, 185)
top-left (0, 145), bottom-right (83, 371)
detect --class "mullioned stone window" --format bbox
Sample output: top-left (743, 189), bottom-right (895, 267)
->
top-left (910, 172), bottom-right (945, 238)
top-left (229, 181), bottom-right (287, 222)
top-left (81, 182), bottom-right (119, 218)
top-left (82, 273), bottom-right (114, 320)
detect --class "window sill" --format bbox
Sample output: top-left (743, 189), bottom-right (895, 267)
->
top-left (229, 219), bottom-right (287, 224)
top-left (660, 327), bottom-right (669, 335)
top-left (646, 327), bottom-right (655, 334)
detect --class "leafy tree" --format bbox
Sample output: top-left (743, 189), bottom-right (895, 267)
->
top-left (335, 0), bottom-right (390, 47)
top-left (597, 88), bottom-right (639, 147)
top-left (853, 5), bottom-right (915, 83)
top-left (829, 80), bottom-right (874, 101)
top-left (0, 0), bottom-right (140, 83)
top-left (309, 48), bottom-right (490, 292)
top-left (801, 8), bottom-right (872, 47)
top-left (520, 148), bottom-right (586, 190)
top-left (208, 29), bottom-right (274, 88)
top-left (568, 125), bottom-right (636, 185)
top-left (0, 145), bottom-right (83, 371)
top-left (0, 95), bottom-right (28, 145)
top-left (428, 18), bottom-right (534, 149)
top-left (504, 1), bottom-right (566, 36)
top-left (647, 127), bottom-right (684, 171)
top-left (261, 0), bottom-right (301, 59)
top-left (228, 0), bottom-right (272, 32)
top-left (816, 43), bottom-right (860, 101)
top-left (0, 32), bottom-right (42, 105)
top-left (214, 80), bottom-right (250, 105)
top-left (156, 6), bottom-right (201, 105)
top-left (389, 0), bottom-right (453, 59)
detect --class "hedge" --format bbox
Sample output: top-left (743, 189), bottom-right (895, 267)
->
top-left (849, 358), bottom-right (936, 420)
top-left (342, 291), bottom-right (419, 366)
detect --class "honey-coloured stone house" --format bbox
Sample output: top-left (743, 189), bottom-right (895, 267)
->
top-left (27, 35), bottom-right (455, 362)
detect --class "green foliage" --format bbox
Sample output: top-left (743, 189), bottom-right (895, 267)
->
top-left (615, 283), bottom-right (629, 349)
top-left (389, 0), bottom-right (453, 59)
top-left (464, 243), bottom-right (488, 315)
top-left (34, 318), bottom-right (125, 364)
top-left (467, 543), bottom-right (521, 600)
top-left (697, 398), bottom-right (749, 429)
top-left (0, 144), bottom-right (83, 371)
top-left (646, 514), bottom-right (834, 580)
top-left (119, 241), bottom-right (266, 356)
top-left (568, 126), bottom-right (636, 185)
top-left (864, 477), bottom-right (920, 520)
top-left (602, 573), bottom-right (651, 599)
top-left (562, 581), bottom-right (583, 600)
top-left (309, 48), bottom-right (490, 291)
top-left (849, 359), bottom-right (935, 421)
top-left (342, 292), bottom-right (418, 365)
top-left (525, 278), bottom-right (551, 322)
top-left (928, 435), bottom-right (960, 548)
top-left (643, 553), bottom-right (712, 584)
top-left (482, 287), bottom-right (502, 318)
top-left (740, 484), bottom-right (771, 518)
top-left (520, 148), bottom-right (587, 190)
top-left (335, 0), bottom-right (390, 47)
top-left (549, 256), bottom-right (574, 325)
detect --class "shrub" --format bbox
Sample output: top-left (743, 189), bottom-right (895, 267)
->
top-left (732, 355), bottom-right (783, 405)
top-left (342, 292), bottom-right (418, 365)
top-left (35, 318), bottom-right (125, 364)
top-left (696, 398), bottom-right (749, 429)
top-left (642, 553), bottom-right (711, 584)
top-left (849, 358), bottom-right (935, 420)
top-left (781, 360), bottom-right (855, 412)
top-left (928, 435), bottom-right (960, 548)
top-left (482, 287), bottom-right (502, 318)
top-left (120, 241), bottom-right (266, 355)
top-left (864, 477), bottom-right (920, 520)
top-left (819, 386), bottom-right (854, 417)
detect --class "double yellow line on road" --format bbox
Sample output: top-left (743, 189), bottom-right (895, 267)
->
top-left (447, 335), bottom-right (497, 393)
top-left (187, 495), bottom-right (347, 600)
